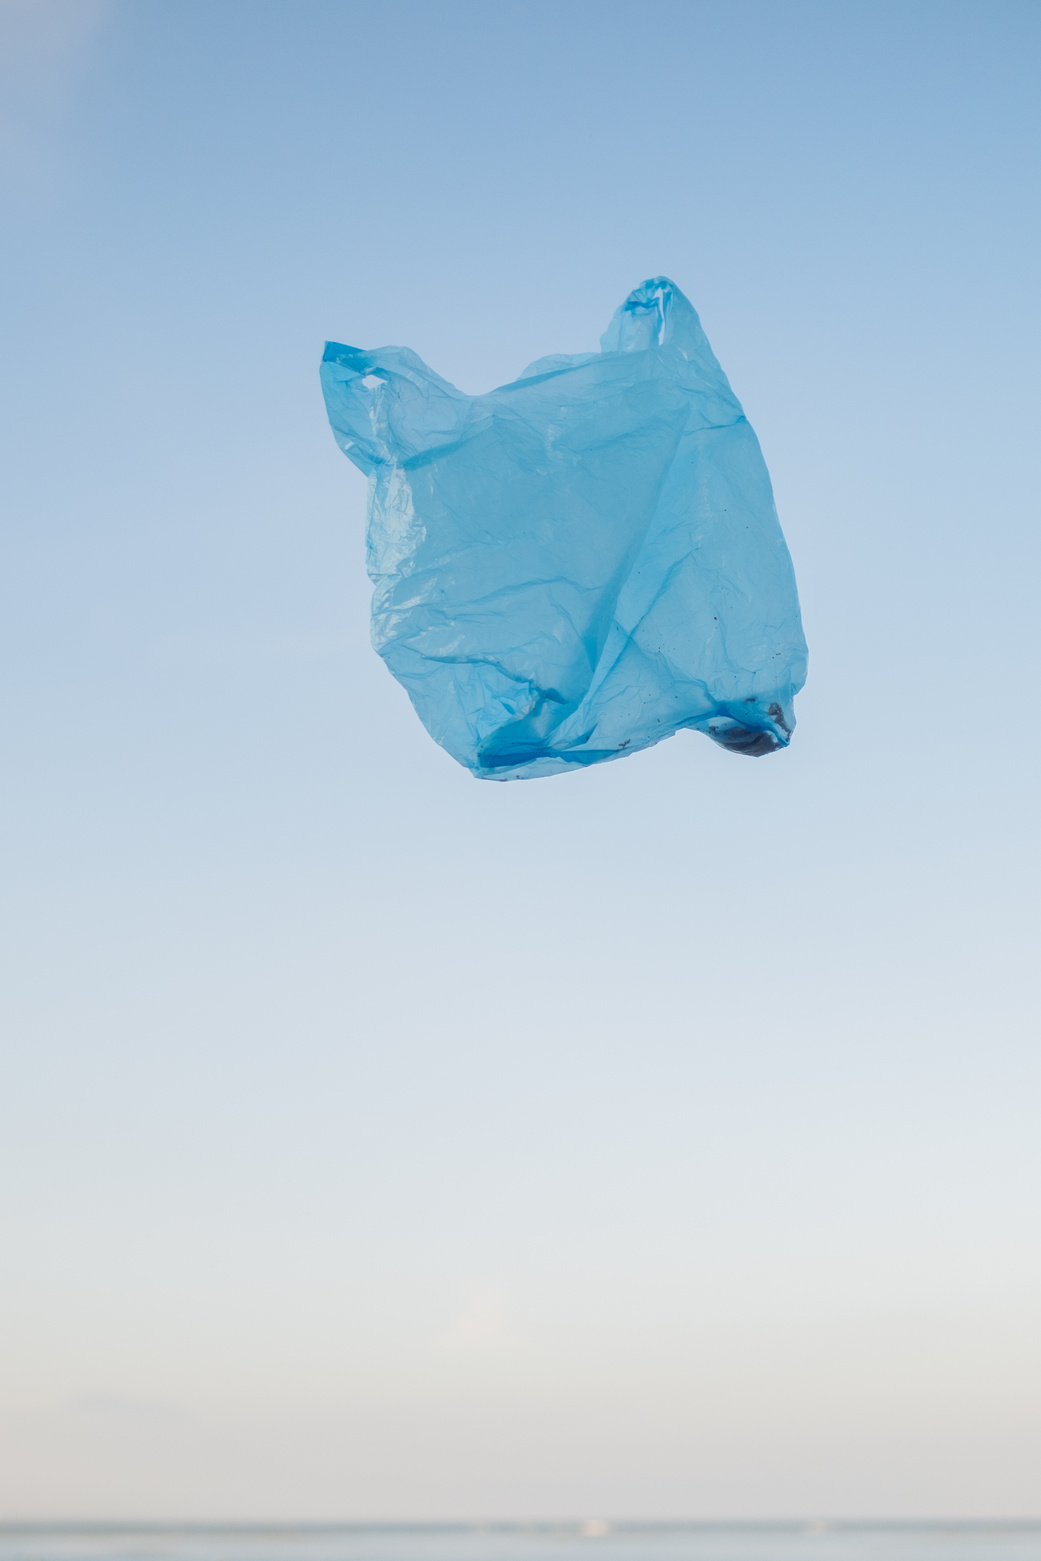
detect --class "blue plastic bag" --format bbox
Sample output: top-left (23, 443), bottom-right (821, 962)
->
top-left (321, 277), bottom-right (806, 780)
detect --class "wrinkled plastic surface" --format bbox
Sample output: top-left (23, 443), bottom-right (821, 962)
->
top-left (321, 277), bottom-right (807, 780)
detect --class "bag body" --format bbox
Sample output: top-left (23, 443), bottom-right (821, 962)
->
top-left (322, 277), bottom-right (807, 780)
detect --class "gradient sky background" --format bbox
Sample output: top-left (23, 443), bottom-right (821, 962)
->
top-left (2, 0), bottom-right (1040, 1523)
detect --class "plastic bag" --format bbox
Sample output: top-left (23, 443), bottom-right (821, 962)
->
top-left (321, 277), bottom-right (806, 780)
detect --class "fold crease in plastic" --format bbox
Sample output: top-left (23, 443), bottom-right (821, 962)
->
top-left (321, 277), bottom-right (807, 780)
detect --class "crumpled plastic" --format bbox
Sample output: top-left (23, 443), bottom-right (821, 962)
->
top-left (321, 277), bottom-right (807, 780)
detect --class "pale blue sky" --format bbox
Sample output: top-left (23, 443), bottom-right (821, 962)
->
top-left (1, 0), bottom-right (1040, 1522)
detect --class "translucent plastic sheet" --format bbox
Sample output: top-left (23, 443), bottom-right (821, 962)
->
top-left (321, 277), bottom-right (807, 780)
